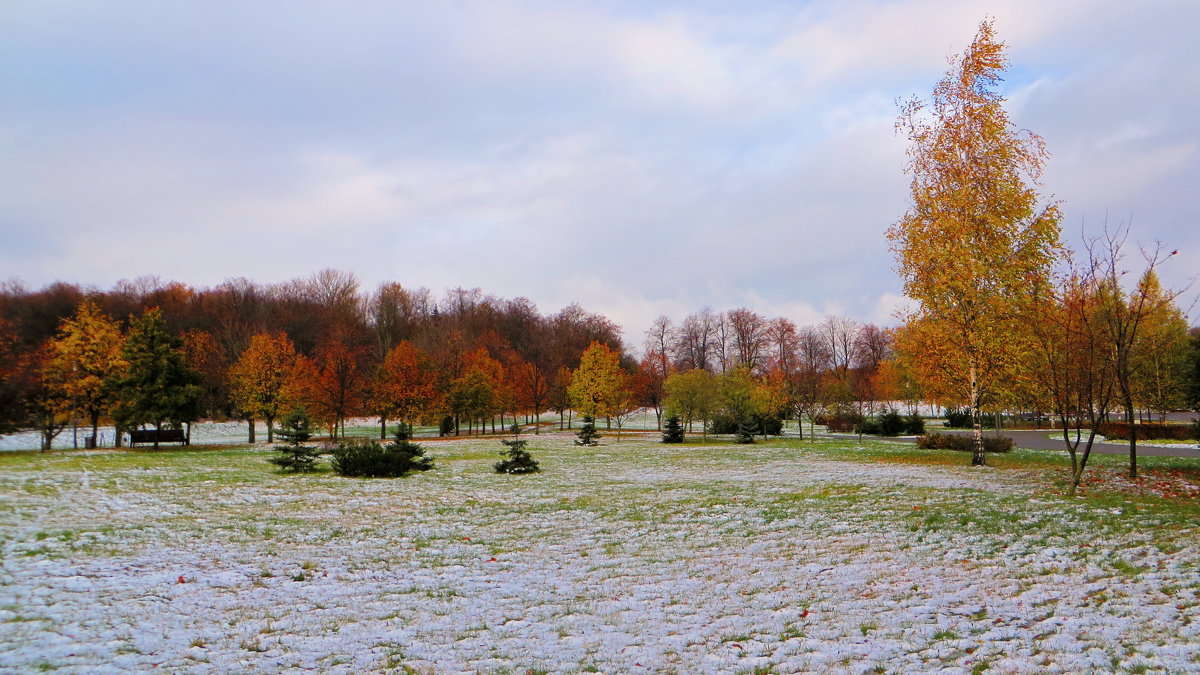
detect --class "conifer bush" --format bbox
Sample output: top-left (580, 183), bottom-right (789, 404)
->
top-left (495, 428), bottom-right (540, 474)
top-left (269, 409), bottom-right (320, 472)
top-left (661, 415), bottom-right (685, 443)
top-left (330, 424), bottom-right (434, 478)
top-left (575, 415), bottom-right (600, 446)
top-left (735, 417), bottom-right (757, 444)
top-left (904, 413), bottom-right (926, 435)
top-left (879, 409), bottom-right (906, 436)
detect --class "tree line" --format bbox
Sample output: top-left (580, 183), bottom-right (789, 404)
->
top-left (0, 271), bottom-right (625, 448)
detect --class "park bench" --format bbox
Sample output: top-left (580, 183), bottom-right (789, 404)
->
top-left (129, 428), bottom-right (187, 446)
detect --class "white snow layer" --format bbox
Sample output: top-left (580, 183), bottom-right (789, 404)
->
top-left (0, 435), bottom-right (1196, 673)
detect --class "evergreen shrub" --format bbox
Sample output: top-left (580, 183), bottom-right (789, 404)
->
top-left (661, 415), bottom-right (685, 443)
top-left (269, 409), bottom-right (320, 472)
top-left (330, 424), bottom-right (434, 478)
top-left (710, 414), bottom-right (783, 436)
top-left (575, 415), bottom-right (600, 446)
top-left (495, 437), bottom-right (540, 474)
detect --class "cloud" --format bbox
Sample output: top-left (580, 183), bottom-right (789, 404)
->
top-left (1, 0), bottom-right (1197, 349)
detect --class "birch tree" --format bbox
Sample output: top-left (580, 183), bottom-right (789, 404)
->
top-left (887, 19), bottom-right (1061, 465)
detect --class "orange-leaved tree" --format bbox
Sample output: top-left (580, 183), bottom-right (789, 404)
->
top-left (887, 19), bottom-right (1061, 466)
top-left (309, 335), bottom-right (367, 439)
top-left (228, 332), bottom-right (301, 443)
top-left (370, 340), bottom-right (439, 438)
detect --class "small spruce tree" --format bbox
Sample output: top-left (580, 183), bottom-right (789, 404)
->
top-left (495, 426), bottom-right (540, 474)
top-left (575, 415), bottom-right (600, 446)
top-left (270, 409), bottom-right (320, 472)
top-left (662, 415), bottom-right (685, 444)
top-left (735, 417), bottom-right (757, 444)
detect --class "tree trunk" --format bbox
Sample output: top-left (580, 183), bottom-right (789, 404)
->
top-left (266, 415), bottom-right (275, 443)
top-left (248, 418), bottom-right (256, 444)
top-left (1068, 429), bottom-right (1099, 497)
top-left (970, 363), bottom-right (985, 466)
top-left (1125, 396), bottom-right (1138, 479)
top-left (381, 417), bottom-right (387, 439)
top-left (153, 421), bottom-right (161, 450)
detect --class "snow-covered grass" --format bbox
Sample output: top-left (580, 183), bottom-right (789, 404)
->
top-left (1, 435), bottom-right (1197, 673)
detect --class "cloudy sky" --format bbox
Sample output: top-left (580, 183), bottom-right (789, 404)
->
top-left (2, 0), bottom-right (1196, 344)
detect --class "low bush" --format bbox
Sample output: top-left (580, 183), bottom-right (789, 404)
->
top-left (942, 408), bottom-right (997, 429)
top-left (916, 432), bottom-right (1013, 453)
top-left (853, 410), bottom-right (921, 437)
top-left (330, 425), bottom-right (434, 478)
top-left (817, 411), bottom-right (863, 433)
top-left (709, 414), bottom-right (783, 436)
top-left (1097, 422), bottom-right (1198, 441)
top-left (856, 417), bottom-right (882, 435)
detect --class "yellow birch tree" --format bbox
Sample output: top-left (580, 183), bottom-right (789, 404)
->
top-left (887, 19), bottom-right (1062, 465)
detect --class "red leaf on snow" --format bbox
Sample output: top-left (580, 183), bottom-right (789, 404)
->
top-left (177, 575), bottom-right (186, 584)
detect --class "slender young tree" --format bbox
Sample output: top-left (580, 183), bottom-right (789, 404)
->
top-left (887, 19), bottom-right (1062, 465)
top-left (49, 301), bottom-right (128, 446)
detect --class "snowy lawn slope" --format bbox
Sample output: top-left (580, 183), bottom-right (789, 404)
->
top-left (0, 435), bottom-right (1197, 673)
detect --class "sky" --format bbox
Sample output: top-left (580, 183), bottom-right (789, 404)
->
top-left (1, 0), bottom-right (1197, 346)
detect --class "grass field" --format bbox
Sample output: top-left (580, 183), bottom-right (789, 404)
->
top-left (1, 433), bottom-right (1197, 673)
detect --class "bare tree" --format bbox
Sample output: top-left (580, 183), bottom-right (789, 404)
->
top-left (727, 308), bottom-right (769, 373)
top-left (820, 316), bottom-right (861, 384)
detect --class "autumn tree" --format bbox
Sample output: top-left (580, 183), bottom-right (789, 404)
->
top-left (887, 19), bottom-right (1062, 465)
top-left (1088, 232), bottom-right (1184, 478)
top-left (49, 301), bottom-right (127, 446)
top-left (1026, 267), bottom-right (1119, 494)
top-left (664, 368), bottom-right (719, 440)
top-left (369, 340), bottom-right (439, 438)
top-left (0, 314), bottom-right (22, 435)
top-left (791, 325), bottom-right (831, 441)
top-left (448, 347), bottom-right (505, 434)
top-left (642, 315), bottom-right (674, 429)
top-left (1188, 328), bottom-right (1200, 412)
top-left (180, 329), bottom-right (228, 419)
top-left (568, 341), bottom-right (628, 423)
top-left (1131, 270), bottom-right (1190, 420)
top-left (507, 354), bottom-right (549, 433)
top-left (309, 335), bottom-right (368, 438)
top-left (110, 308), bottom-right (203, 447)
top-left (632, 356), bottom-right (665, 430)
top-left (228, 332), bottom-right (301, 443)
top-left (21, 344), bottom-right (72, 450)
top-left (549, 366), bottom-right (573, 429)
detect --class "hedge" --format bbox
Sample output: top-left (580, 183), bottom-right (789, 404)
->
top-left (1097, 422), bottom-right (1198, 441)
top-left (916, 432), bottom-right (1013, 453)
